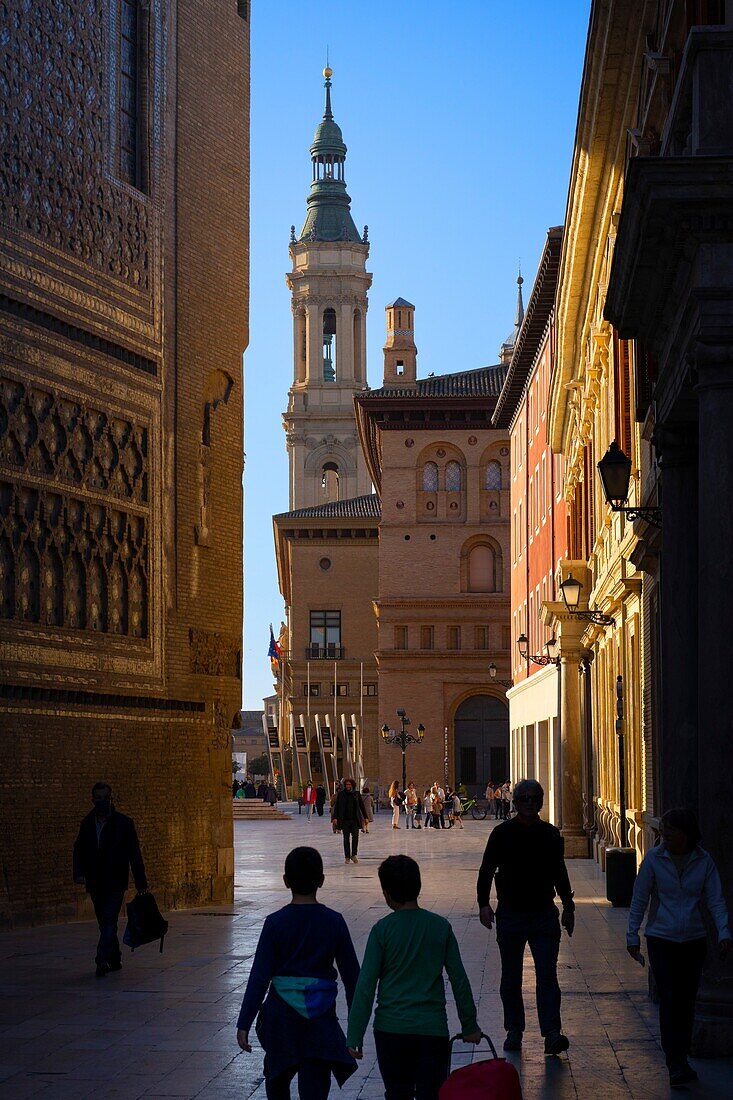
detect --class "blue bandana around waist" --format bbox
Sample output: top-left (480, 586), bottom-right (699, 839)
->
top-left (271, 976), bottom-right (338, 1019)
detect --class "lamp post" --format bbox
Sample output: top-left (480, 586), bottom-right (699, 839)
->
top-left (516, 634), bottom-right (560, 668)
top-left (597, 441), bottom-right (661, 527)
top-left (559, 573), bottom-right (614, 627)
top-left (381, 709), bottom-right (425, 793)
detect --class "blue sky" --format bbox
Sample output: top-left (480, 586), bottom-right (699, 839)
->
top-left (243, 0), bottom-right (590, 707)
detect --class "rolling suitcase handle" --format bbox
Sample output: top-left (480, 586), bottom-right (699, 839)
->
top-left (449, 1032), bottom-right (498, 1060)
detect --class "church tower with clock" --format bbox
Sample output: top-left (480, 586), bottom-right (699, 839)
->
top-left (283, 68), bottom-right (373, 509)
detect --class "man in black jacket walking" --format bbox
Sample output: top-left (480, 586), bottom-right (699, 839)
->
top-left (73, 782), bottom-right (148, 976)
top-left (331, 778), bottom-right (367, 864)
top-left (476, 778), bottom-right (575, 1056)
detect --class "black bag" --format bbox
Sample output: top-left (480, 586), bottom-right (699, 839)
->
top-left (123, 891), bottom-right (169, 953)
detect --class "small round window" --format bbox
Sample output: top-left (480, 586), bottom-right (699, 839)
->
top-left (319, 557), bottom-right (332, 571)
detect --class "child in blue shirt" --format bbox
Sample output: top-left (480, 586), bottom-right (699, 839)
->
top-left (236, 846), bottom-right (359, 1098)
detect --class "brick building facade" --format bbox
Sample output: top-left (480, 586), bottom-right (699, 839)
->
top-left (0, 1), bottom-right (249, 926)
top-left (271, 72), bottom-right (513, 797)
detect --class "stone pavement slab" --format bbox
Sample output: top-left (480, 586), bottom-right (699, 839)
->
top-left (1, 809), bottom-right (732, 1098)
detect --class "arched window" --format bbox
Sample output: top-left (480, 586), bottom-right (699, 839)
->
top-left (445, 461), bottom-right (462, 491)
top-left (468, 544), bottom-right (496, 592)
top-left (322, 461), bottom-right (340, 502)
top-left (485, 460), bottom-right (502, 491)
top-left (421, 462), bottom-right (439, 491)
top-left (322, 308), bottom-right (337, 381)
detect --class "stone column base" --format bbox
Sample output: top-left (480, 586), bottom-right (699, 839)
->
top-left (562, 831), bottom-right (590, 859)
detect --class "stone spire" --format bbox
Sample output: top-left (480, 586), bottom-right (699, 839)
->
top-left (500, 266), bottom-right (526, 366)
top-left (514, 266), bottom-right (525, 327)
top-left (298, 67), bottom-right (361, 244)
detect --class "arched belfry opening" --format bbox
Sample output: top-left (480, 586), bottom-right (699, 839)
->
top-left (322, 308), bottom-right (337, 382)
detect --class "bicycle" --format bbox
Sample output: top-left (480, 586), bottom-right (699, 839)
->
top-left (460, 798), bottom-right (489, 820)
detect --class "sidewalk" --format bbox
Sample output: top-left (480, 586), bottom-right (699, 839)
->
top-left (1, 812), bottom-right (731, 1098)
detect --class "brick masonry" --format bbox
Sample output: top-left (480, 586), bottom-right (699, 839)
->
top-left (0, 0), bottom-right (249, 927)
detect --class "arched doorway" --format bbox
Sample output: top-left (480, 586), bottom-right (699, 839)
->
top-left (454, 695), bottom-right (509, 797)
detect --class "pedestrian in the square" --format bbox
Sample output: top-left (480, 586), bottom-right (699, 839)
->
top-left (476, 777), bottom-right (574, 1056)
top-left (404, 782), bottom-right (418, 829)
top-left (332, 778), bottom-right (367, 864)
top-left (494, 784), bottom-right (503, 819)
top-left (236, 846), bottom-right (359, 1099)
top-left (388, 780), bottom-right (401, 829)
top-left (72, 782), bottom-right (148, 977)
top-left (430, 785), bottom-right (444, 830)
top-left (346, 855), bottom-right (481, 1099)
top-left (485, 780), bottom-right (496, 819)
top-left (414, 793), bottom-right (423, 829)
top-left (302, 781), bottom-right (316, 820)
top-left (361, 786), bottom-right (374, 832)
top-left (258, 780), bottom-right (268, 801)
top-left (434, 781), bottom-right (447, 828)
top-left (499, 780), bottom-right (511, 819)
top-left (452, 790), bottom-right (464, 829)
top-left (627, 807), bottom-right (731, 1089)
top-left (423, 788), bottom-right (433, 829)
top-left (315, 783), bottom-right (327, 817)
top-left (266, 782), bottom-right (278, 806)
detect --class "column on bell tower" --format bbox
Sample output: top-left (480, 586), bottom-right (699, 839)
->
top-left (283, 68), bottom-right (374, 510)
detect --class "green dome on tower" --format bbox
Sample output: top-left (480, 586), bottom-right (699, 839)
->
top-left (298, 68), bottom-right (362, 244)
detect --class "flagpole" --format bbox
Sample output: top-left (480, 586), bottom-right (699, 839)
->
top-left (333, 659), bottom-right (338, 779)
top-left (307, 660), bottom-right (311, 718)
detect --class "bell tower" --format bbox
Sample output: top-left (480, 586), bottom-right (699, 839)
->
top-left (284, 67), bottom-right (373, 509)
top-left (383, 298), bottom-right (417, 386)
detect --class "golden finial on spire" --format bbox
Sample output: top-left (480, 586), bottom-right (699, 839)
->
top-left (323, 66), bottom-right (333, 78)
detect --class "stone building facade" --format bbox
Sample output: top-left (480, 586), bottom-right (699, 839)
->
top-left (0, 1), bottom-right (249, 926)
top-left (541, 0), bottom-right (733, 1053)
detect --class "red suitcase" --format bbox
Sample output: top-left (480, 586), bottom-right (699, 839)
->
top-left (439, 1033), bottom-right (523, 1100)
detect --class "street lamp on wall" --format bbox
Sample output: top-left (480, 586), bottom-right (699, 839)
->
top-left (516, 634), bottom-right (560, 667)
top-left (381, 710), bottom-right (425, 793)
top-left (559, 573), bottom-right (614, 627)
top-left (489, 662), bottom-right (513, 688)
top-left (597, 441), bottom-right (661, 527)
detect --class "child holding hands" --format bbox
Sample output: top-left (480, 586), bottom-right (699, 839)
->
top-left (346, 855), bottom-right (481, 1099)
top-left (236, 846), bottom-right (359, 1098)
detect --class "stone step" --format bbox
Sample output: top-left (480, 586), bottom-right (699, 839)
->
top-left (232, 801), bottom-right (291, 820)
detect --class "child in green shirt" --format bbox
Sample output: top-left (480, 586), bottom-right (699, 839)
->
top-left (346, 855), bottom-right (481, 1099)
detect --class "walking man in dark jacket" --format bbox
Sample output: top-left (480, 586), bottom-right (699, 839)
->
top-left (476, 778), bottom-right (574, 1056)
top-left (73, 782), bottom-right (148, 976)
top-left (331, 779), bottom-right (367, 864)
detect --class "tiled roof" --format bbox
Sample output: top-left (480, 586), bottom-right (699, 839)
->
top-left (493, 227), bottom-right (563, 428)
top-left (366, 364), bottom-right (506, 400)
top-left (274, 494), bottom-right (381, 521)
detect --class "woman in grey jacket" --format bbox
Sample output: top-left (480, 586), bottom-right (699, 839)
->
top-left (627, 808), bottom-right (731, 1089)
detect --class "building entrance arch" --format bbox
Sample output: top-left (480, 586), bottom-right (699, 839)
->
top-left (454, 694), bottom-right (509, 798)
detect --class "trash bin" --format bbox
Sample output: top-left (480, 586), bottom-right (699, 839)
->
top-left (605, 847), bottom-right (637, 907)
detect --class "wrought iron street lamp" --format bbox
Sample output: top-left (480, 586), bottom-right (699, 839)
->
top-left (489, 663), bottom-right (513, 688)
top-left (597, 441), bottom-right (661, 527)
top-left (559, 572), bottom-right (614, 627)
top-left (381, 709), bottom-right (425, 793)
top-left (516, 634), bottom-right (560, 668)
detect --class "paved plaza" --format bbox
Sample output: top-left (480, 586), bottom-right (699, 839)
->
top-left (1, 810), bottom-right (732, 1099)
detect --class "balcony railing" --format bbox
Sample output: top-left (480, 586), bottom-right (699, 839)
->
top-left (305, 644), bottom-right (345, 660)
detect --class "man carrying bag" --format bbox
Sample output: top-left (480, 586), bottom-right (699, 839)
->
top-left (73, 782), bottom-right (149, 976)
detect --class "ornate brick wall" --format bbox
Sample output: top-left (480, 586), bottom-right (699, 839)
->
top-left (0, 0), bottom-right (249, 927)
